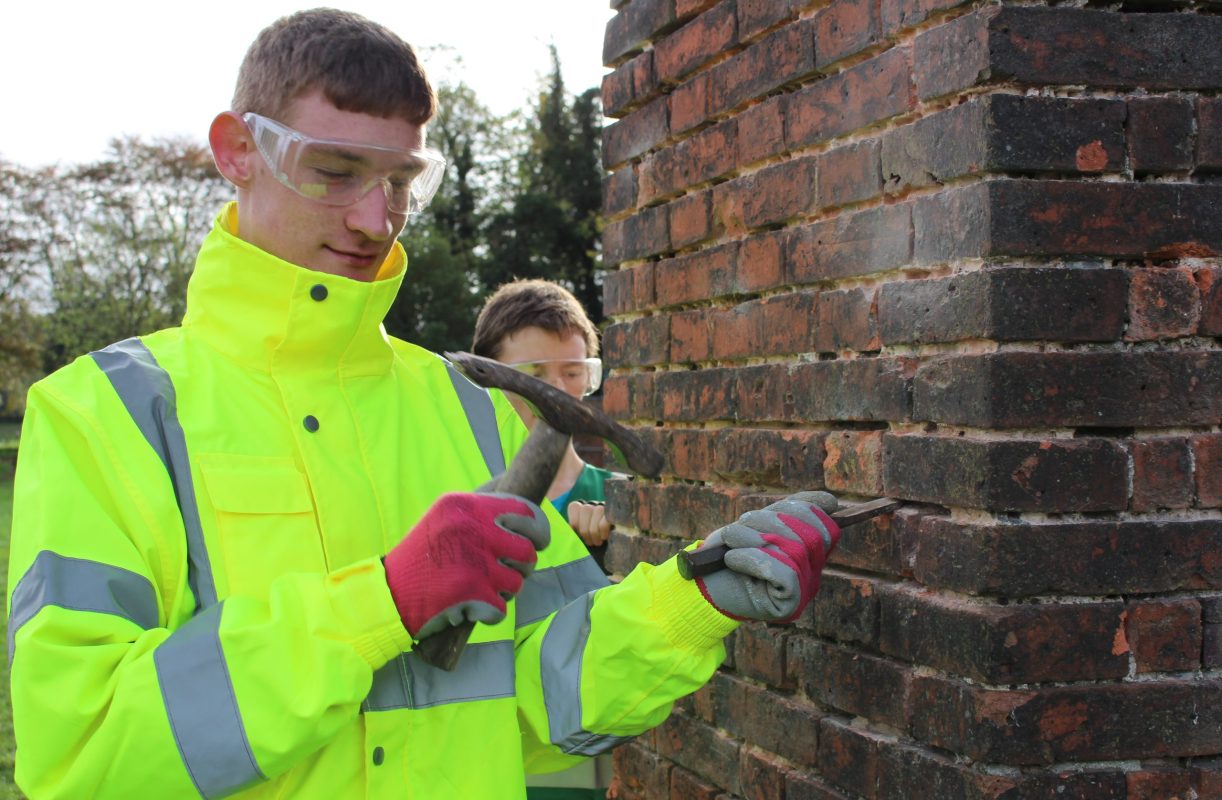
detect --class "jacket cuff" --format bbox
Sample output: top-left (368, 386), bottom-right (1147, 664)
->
top-left (326, 558), bottom-right (413, 669)
top-left (651, 554), bottom-right (740, 652)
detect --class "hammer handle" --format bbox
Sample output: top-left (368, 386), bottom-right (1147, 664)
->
top-left (413, 423), bottom-right (571, 671)
top-left (677, 497), bottom-right (901, 580)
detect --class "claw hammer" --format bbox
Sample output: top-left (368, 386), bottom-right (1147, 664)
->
top-left (413, 351), bottom-right (665, 670)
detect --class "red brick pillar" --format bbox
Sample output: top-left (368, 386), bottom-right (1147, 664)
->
top-left (598, 1), bottom-right (1222, 797)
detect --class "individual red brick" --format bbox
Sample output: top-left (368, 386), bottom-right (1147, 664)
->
top-left (1128, 96), bottom-right (1195, 174)
top-left (912, 182), bottom-right (990, 266)
top-left (603, 95), bottom-right (670, 169)
top-left (1197, 266), bottom-right (1222, 335)
top-left (739, 749), bottom-right (789, 800)
top-left (737, 155), bottom-right (820, 229)
top-left (817, 717), bottom-right (884, 796)
top-left (655, 711), bottom-right (742, 794)
top-left (880, 583), bottom-right (1128, 684)
top-left (1127, 770), bottom-right (1196, 800)
top-left (1131, 437), bottom-right (1194, 511)
top-left (670, 308), bottom-right (713, 363)
top-left (668, 189), bottom-right (719, 249)
top-left (737, 230), bottom-right (787, 293)
top-left (790, 637), bottom-right (910, 727)
top-left (785, 772), bottom-right (853, 800)
top-left (737, 0), bottom-right (811, 40)
top-left (787, 46), bottom-right (912, 149)
top-left (805, 570), bottom-right (882, 648)
top-left (1195, 433), bottom-right (1222, 507)
top-left (658, 366), bottom-right (740, 422)
top-left (602, 314), bottom-right (671, 367)
top-left (734, 364), bottom-right (792, 422)
top-left (601, 373), bottom-right (629, 419)
top-left (650, 483), bottom-right (742, 539)
top-left (789, 358), bottom-right (915, 423)
top-left (715, 428), bottom-right (826, 489)
top-left (823, 505), bottom-right (919, 580)
top-left (814, 287), bottom-right (879, 353)
top-left (654, 1), bottom-right (738, 83)
top-left (711, 673), bottom-right (823, 768)
top-left (1126, 600), bottom-right (1203, 673)
top-left (1126, 267), bottom-right (1201, 341)
top-left (910, 675), bottom-right (1222, 764)
top-left (669, 72), bottom-right (712, 135)
top-left (822, 430), bottom-right (885, 496)
top-left (878, 267), bottom-right (1129, 345)
top-left (884, 434), bottom-right (1129, 513)
top-left (602, 50), bottom-right (659, 118)
top-left (612, 742), bottom-right (672, 799)
top-left (603, 167), bottom-right (639, 221)
top-left (756, 291), bottom-right (816, 355)
top-left (913, 8), bottom-right (993, 101)
top-left (913, 517), bottom-right (1222, 597)
top-left (1207, 620), bottom-right (1222, 670)
top-left (789, 203), bottom-right (913, 283)
top-left (912, 352), bottom-right (1222, 429)
top-left (669, 766), bottom-right (723, 800)
top-left (817, 139), bottom-right (881, 210)
top-left (663, 428), bottom-right (716, 481)
top-left (733, 621), bottom-right (792, 688)
top-left (603, 0), bottom-right (677, 66)
top-left (655, 242), bottom-right (738, 307)
top-left (603, 203), bottom-right (670, 266)
top-left (1199, 98), bottom-right (1222, 171)
top-left (603, 262), bottom-right (656, 316)
top-left (736, 96), bottom-right (787, 168)
top-left (676, 0), bottom-right (721, 18)
top-left (880, 0), bottom-right (972, 38)
top-left (876, 739), bottom-right (1027, 800)
top-left (989, 8), bottom-right (1222, 91)
top-left (710, 301), bottom-right (762, 359)
top-left (813, 0), bottom-right (880, 69)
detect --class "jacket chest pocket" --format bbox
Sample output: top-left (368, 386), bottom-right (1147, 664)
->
top-left (200, 455), bottom-right (326, 601)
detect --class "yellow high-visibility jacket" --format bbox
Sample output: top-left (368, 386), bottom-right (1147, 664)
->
top-left (8, 204), bottom-right (737, 799)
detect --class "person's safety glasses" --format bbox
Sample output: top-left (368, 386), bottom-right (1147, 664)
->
top-left (507, 358), bottom-right (603, 397)
top-left (243, 113), bottom-right (446, 216)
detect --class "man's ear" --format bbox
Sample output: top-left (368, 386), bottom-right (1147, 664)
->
top-left (209, 112), bottom-right (256, 188)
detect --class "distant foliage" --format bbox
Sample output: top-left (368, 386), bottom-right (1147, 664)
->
top-left (0, 54), bottom-right (603, 398)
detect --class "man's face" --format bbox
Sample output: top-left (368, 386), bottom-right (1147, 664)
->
top-left (496, 326), bottom-right (589, 429)
top-left (237, 91), bottom-right (425, 281)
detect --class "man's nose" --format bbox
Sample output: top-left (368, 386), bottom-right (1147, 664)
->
top-left (345, 180), bottom-right (395, 240)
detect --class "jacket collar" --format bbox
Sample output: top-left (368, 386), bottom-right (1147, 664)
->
top-left (181, 203), bottom-right (406, 376)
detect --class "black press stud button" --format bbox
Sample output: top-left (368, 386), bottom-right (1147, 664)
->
top-left (310, 284), bottom-right (328, 301)
top-left (372, 746), bottom-right (385, 766)
top-left (303, 415), bottom-right (320, 433)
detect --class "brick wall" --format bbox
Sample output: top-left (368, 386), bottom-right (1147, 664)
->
top-left (598, 1), bottom-right (1222, 797)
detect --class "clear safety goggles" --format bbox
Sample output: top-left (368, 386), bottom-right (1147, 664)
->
top-left (243, 113), bottom-right (446, 216)
top-left (507, 358), bottom-right (603, 397)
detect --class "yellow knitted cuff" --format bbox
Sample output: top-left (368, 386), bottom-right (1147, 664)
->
top-left (652, 554), bottom-right (740, 652)
top-left (326, 558), bottom-right (413, 669)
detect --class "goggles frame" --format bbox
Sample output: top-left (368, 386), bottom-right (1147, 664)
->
top-left (242, 112), bottom-right (446, 216)
top-left (506, 357), bottom-right (603, 397)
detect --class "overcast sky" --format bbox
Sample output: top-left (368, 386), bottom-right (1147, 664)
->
top-left (3, 1), bottom-right (615, 167)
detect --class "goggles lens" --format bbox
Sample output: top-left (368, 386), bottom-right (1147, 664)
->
top-left (243, 113), bottom-right (446, 216)
top-left (507, 358), bottom-right (603, 397)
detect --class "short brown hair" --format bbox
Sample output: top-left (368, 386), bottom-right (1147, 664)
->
top-left (232, 8), bottom-right (436, 126)
top-left (473, 279), bottom-right (599, 360)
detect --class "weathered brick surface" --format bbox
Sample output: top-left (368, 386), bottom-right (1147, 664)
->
top-left (602, 0), bottom-right (1221, 794)
top-left (910, 675), bottom-right (1222, 764)
top-left (913, 352), bottom-right (1222, 428)
top-left (884, 434), bottom-right (1129, 512)
top-left (879, 266), bottom-right (1129, 345)
top-left (912, 517), bottom-right (1222, 597)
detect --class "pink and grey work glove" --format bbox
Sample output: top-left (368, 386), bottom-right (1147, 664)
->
top-left (383, 492), bottom-right (550, 640)
top-left (694, 491), bottom-right (840, 623)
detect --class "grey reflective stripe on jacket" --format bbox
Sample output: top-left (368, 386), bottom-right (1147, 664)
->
top-left (8, 551), bottom-right (159, 663)
top-left (364, 642), bottom-right (516, 711)
top-left (91, 338), bottom-right (217, 611)
top-left (156, 603), bottom-right (264, 798)
top-left (540, 592), bottom-right (634, 756)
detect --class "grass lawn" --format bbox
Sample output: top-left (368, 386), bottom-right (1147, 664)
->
top-left (0, 474), bottom-right (18, 797)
